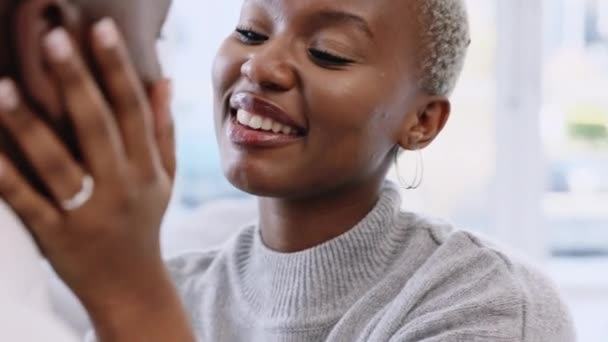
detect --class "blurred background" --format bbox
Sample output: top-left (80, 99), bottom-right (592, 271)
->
top-left (158, 0), bottom-right (607, 340)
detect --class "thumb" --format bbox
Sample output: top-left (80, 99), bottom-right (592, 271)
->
top-left (148, 79), bottom-right (177, 181)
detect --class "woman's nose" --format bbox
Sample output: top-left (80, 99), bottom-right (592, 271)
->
top-left (240, 41), bottom-right (297, 91)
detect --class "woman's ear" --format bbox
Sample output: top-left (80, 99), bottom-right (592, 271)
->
top-left (398, 96), bottom-right (451, 150)
top-left (12, 0), bottom-right (83, 122)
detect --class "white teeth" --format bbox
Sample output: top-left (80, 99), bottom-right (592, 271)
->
top-left (272, 122), bottom-right (283, 133)
top-left (235, 109), bottom-right (297, 135)
top-left (261, 118), bottom-right (273, 131)
top-left (249, 115), bottom-right (263, 129)
top-left (236, 110), bottom-right (252, 126)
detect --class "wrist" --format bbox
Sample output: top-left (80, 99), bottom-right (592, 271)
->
top-left (83, 265), bottom-right (195, 342)
top-left (76, 255), bottom-right (167, 309)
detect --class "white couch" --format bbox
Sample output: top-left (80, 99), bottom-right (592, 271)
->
top-left (0, 201), bottom-right (79, 341)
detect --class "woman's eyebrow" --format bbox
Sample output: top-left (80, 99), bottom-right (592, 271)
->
top-left (312, 10), bottom-right (374, 39)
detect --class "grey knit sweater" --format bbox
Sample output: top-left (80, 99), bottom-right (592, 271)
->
top-left (167, 183), bottom-right (576, 342)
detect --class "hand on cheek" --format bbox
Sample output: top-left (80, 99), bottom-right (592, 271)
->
top-left (0, 18), bottom-right (177, 313)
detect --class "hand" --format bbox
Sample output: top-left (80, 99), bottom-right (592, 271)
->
top-left (0, 19), bottom-right (193, 341)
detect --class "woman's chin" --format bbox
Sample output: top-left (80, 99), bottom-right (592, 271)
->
top-left (222, 163), bottom-right (291, 198)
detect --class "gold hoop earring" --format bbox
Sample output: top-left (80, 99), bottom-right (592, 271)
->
top-left (394, 145), bottom-right (424, 190)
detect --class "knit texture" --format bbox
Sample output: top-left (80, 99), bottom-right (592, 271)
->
top-left (167, 183), bottom-right (575, 341)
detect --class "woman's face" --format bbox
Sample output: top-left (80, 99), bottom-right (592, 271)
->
top-left (213, 0), bottom-right (426, 198)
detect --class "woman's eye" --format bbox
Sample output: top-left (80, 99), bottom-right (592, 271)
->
top-left (235, 28), bottom-right (268, 44)
top-left (308, 49), bottom-right (354, 67)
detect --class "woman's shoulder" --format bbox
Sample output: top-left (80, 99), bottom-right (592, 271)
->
top-left (393, 212), bottom-right (576, 341)
top-left (398, 212), bottom-right (568, 308)
top-left (165, 248), bottom-right (222, 283)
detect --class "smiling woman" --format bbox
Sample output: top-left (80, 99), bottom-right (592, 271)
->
top-left (163, 0), bottom-right (575, 341)
top-left (0, 0), bottom-right (579, 341)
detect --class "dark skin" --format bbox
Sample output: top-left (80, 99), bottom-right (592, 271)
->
top-left (0, 0), bottom-right (174, 178)
top-left (0, 0), bottom-right (170, 79)
top-left (0, 1), bottom-right (194, 341)
top-left (214, 0), bottom-right (451, 252)
top-left (0, 0), bottom-right (451, 340)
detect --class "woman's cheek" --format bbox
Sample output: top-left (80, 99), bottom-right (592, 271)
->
top-left (213, 40), bottom-right (249, 94)
top-left (311, 77), bottom-right (380, 131)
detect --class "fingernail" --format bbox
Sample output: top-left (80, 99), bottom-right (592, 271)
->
top-left (44, 28), bottom-right (73, 61)
top-left (0, 78), bottom-right (19, 112)
top-left (93, 18), bottom-right (119, 49)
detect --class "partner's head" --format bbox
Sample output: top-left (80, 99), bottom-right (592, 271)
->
top-left (213, 0), bottom-right (470, 198)
top-left (0, 0), bottom-right (171, 194)
top-left (0, 0), bottom-right (171, 119)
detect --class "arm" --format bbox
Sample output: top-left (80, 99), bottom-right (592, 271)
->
top-left (0, 18), bottom-right (193, 342)
top-left (385, 233), bottom-right (575, 342)
top-left (85, 266), bottom-right (193, 342)
top-left (387, 267), bottom-right (575, 342)
top-left (389, 303), bottom-right (574, 342)
top-left (388, 307), bottom-right (523, 342)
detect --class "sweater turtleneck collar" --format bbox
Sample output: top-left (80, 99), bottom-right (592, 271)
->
top-left (232, 182), bottom-right (408, 329)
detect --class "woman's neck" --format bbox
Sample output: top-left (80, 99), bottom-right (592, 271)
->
top-left (257, 178), bottom-right (385, 253)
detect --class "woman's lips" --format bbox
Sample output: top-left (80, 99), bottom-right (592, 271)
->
top-left (227, 115), bottom-right (303, 148)
top-left (229, 92), bottom-right (307, 133)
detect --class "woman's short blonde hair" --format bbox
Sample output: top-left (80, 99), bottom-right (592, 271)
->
top-left (415, 0), bottom-right (470, 96)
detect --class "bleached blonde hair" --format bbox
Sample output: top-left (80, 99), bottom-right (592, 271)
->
top-left (414, 0), bottom-right (470, 96)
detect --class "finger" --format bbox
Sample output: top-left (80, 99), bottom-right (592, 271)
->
top-left (0, 154), bottom-right (62, 240)
top-left (149, 79), bottom-right (176, 180)
top-left (91, 18), bottom-right (161, 178)
top-left (43, 27), bottom-right (126, 181)
top-left (0, 78), bottom-right (87, 203)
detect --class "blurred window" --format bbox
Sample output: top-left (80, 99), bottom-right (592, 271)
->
top-left (542, 0), bottom-right (608, 257)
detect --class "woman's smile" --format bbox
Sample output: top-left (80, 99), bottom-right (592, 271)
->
top-left (226, 92), bottom-right (307, 148)
top-left (227, 114), bottom-right (305, 148)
